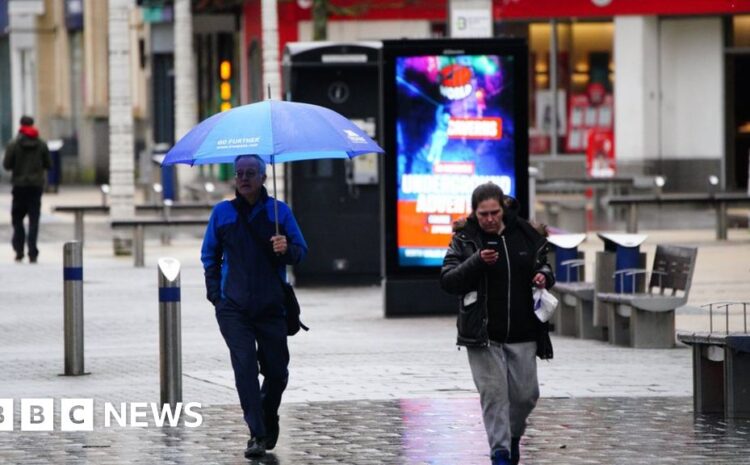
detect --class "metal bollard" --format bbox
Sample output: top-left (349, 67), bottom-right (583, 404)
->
top-left (74, 211), bottom-right (85, 244)
top-left (63, 242), bottom-right (87, 376)
top-left (158, 257), bottom-right (182, 407)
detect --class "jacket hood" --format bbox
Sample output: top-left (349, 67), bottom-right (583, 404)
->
top-left (452, 195), bottom-right (521, 233)
top-left (19, 126), bottom-right (39, 139)
top-left (17, 127), bottom-right (43, 149)
top-left (452, 195), bottom-right (548, 237)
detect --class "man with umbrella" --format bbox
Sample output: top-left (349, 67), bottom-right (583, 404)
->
top-left (201, 154), bottom-right (307, 458)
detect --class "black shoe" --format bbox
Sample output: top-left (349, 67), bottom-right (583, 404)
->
top-left (265, 414), bottom-right (280, 450)
top-left (491, 449), bottom-right (511, 465)
top-left (14, 255), bottom-right (23, 263)
top-left (29, 256), bottom-right (37, 264)
top-left (244, 437), bottom-right (266, 458)
top-left (510, 437), bottom-right (521, 465)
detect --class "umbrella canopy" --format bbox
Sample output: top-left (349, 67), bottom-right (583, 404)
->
top-left (161, 100), bottom-right (383, 166)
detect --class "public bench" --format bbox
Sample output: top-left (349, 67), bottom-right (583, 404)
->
top-left (608, 192), bottom-right (750, 239)
top-left (677, 302), bottom-right (750, 419)
top-left (597, 244), bottom-right (698, 348)
top-left (111, 218), bottom-right (209, 267)
top-left (53, 203), bottom-right (214, 243)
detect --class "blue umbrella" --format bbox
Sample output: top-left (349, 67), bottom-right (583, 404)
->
top-left (161, 100), bottom-right (384, 232)
top-left (162, 100), bottom-right (383, 165)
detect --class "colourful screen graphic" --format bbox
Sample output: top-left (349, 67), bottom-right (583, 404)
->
top-left (396, 54), bottom-right (516, 267)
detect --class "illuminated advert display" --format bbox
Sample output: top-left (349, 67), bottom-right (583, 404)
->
top-left (383, 39), bottom-right (529, 272)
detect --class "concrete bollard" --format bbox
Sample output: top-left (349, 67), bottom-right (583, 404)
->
top-left (158, 257), bottom-right (182, 408)
top-left (63, 242), bottom-right (86, 376)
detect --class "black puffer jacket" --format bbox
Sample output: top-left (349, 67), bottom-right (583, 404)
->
top-left (440, 196), bottom-right (555, 348)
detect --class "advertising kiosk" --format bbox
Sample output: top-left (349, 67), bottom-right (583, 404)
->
top-left (381, 38), bottom-right (529, 316)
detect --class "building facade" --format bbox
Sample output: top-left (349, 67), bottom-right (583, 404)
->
top-left (242, 0), bottom-right (750, 191)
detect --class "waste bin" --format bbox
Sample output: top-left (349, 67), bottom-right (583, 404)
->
top-left (46, 139), bottom-right (64, 193)
top-left (595, 232), bottom-right (648, 345)
top-left (597, 233), bottom-right (648, 293)
top-left (548, 233), bottom-right (586, 283)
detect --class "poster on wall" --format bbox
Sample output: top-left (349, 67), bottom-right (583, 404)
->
top-left (382, 39), bottom-right (529, 272)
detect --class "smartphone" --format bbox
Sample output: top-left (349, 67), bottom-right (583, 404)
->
top-left (484, 239), bottom-right (501, 252)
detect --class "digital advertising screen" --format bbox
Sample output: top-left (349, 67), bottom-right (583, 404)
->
top-left (382, 39), bottom-right (529, 274)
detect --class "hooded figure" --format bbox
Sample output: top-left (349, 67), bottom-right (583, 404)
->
top-left (3, 116), bottom-right (51, 263)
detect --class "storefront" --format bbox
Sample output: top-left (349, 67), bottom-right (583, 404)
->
top-left (243, 0), bottom-right (750, 189)
top-left (495, 0), bottom-right (750, 189)
top-left (728, 14), bottom-right (750, 190)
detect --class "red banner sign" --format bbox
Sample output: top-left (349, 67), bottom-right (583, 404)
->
top-left (494, 0), bottom-right (750, 18)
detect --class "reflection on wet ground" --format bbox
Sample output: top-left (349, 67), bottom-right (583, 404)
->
top-left (3, 397), bottom-right (749, 464)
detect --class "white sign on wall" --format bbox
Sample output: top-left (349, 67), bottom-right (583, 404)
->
top-left (450, 8), bottom-right (493, 38)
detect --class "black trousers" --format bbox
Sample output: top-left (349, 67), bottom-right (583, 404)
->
top-left (215, 303), bottom-right (289, 438)
top-left (11, 186), bottom-right (43, 259)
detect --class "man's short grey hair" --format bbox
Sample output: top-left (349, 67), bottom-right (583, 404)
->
top-left (234, 154), bottom-right (266, 176)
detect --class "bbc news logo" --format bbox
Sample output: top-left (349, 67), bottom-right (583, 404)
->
top-left (0, 399), bottom-right (203, 431)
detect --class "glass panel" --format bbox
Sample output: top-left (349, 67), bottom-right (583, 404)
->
top-left (734, 15), bottom-right (750, 47)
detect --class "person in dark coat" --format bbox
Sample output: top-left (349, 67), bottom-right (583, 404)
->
top-left (440, 182), bottom-right (555, 465)
top-left (3, 116), bottom-right (51, 263)
top-left (201, 154), bottom-right (307, 458)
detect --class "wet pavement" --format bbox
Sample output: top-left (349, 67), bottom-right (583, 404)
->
top-left (3, 397), bottom-right (750, 464)
top-left (1, 185), bottom-right (750, 463)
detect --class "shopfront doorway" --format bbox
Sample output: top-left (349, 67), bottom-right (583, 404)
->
top-left (727, 15), bottom-right (750, 190)
top-left (729, 54), bottom-right (750, 190)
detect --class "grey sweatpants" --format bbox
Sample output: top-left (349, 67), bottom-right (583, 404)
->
top-left (467, 341), bottom-right (539, 456)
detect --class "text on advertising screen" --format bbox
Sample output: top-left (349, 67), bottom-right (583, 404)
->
top-left (396, 54), bottom-right (516, 267)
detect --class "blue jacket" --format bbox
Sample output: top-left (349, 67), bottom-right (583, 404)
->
top-left (201, 188), bottom-right (307, 315)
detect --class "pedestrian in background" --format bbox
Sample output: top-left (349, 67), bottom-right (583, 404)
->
top-left (440, 182), bottom-right (555, 465)
top-left (201, 154), bottom-right (307, 459)
top-left (3, 115), bottom-right (51, 263)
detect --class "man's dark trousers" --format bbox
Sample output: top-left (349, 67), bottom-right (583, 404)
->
top-left (11, 186), bottom-right (43, 260)
top-left (215, 302), bottom-right (289, 438)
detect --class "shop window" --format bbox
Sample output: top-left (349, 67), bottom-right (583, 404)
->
top-left (529, 20), bottom-right (613, 154)
top-left (733, 15), bottom-right (750, 47)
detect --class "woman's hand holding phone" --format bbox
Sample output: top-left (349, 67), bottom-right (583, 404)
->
top-left (480, 240), bottom-right (500, 265)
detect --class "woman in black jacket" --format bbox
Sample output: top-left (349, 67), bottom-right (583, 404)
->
top-left (440, 182), bottom-right (554, 465)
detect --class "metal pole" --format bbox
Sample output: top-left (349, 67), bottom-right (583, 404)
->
top-left (528, 166), bottom-right (538, 221)
top-left (158, 257), bottom-right (182, 408)
top-left (134, 225), bottom-right (145, 267)
top-left (74, 211), bottom-right (84, 244)
top-left (717, 201), bottom-right (727, 240)
top-left (272, 155), bottom-right (279, 235)
top-left (63, 242), bottom-right (86, 376)
top-left (550, 18), bottom-right (558, 157)
top-left (161, 199), bottom-right (173, 245)
top-left (627, 204), bottom-right (638, 233)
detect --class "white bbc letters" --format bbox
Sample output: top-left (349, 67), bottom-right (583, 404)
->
top-left (21, 399), bottom-right (53, 431)
top-left (0, 399), bottom-right (13, 431)
top-left (61, 399), bottom-right (94, 431)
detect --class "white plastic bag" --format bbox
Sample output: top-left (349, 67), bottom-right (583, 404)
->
top-left (533, 288), bottom-right (559, 323)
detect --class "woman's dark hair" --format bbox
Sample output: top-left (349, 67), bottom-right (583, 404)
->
top-left (470, 182), bottom-right (505, 213)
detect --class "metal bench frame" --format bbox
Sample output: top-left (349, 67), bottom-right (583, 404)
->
top-left (111, 218), bottom-right (209, 267)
